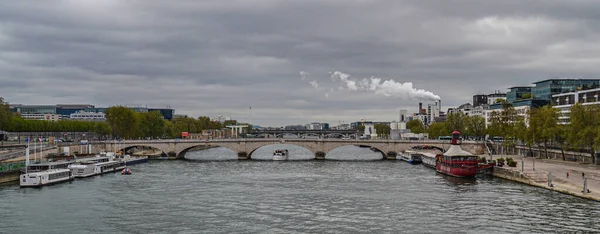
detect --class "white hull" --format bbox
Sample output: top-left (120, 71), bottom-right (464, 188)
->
top-left (272, 155), bottom-right (289, 161)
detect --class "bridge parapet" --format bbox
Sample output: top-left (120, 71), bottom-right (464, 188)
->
top-left (85, 139), bottom-right (485, 159)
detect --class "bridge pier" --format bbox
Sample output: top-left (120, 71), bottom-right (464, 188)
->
top-left (238, 152), bottom-right (250, 160)
top-left (386, 151), bottom-right (397, 160)
top-left (315, 151), bottom-right (326, 160)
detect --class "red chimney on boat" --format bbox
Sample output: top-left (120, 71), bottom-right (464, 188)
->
top-left (451, 130), bottom-right (460, 145)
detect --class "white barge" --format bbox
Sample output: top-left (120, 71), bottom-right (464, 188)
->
top-left (20, 169), bottom-right (74, 187)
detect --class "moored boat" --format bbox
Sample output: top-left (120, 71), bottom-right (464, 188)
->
top-left (273, 149), bottom-right (289, 161)
top-left (69, 156), bottom-right (113, 178)
top-left (435, 131), bottom-right (478, 178)
top-left (95, 160), bottom-right (126, 175)
top-left (421, 153), bottom-right (437, 168)
top-left (121, 167), bottom-right (132, 175)
top-left (20, 169), bottom-right (74, 187)
top-left (399, 150), bottom-right (423, 165)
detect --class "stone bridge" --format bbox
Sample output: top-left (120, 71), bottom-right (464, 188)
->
top-left (75, 139), bottom-right (486, 160)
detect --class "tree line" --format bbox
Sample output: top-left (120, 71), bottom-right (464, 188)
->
top-left (0, 98), bottom-right (251, 140)
top-left (405, 102), bottom-right (600, 160)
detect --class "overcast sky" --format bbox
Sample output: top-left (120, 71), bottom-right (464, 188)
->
top-left (2, 0), bottom-right (600, 127)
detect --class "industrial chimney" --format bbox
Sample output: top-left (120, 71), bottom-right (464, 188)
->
top-left (418, 102), bottom-right (423, 114)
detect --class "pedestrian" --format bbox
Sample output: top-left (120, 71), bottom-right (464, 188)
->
top-left (582, 172), bottom-right (585, 178)
top-left (567, 172), bottom-right (569, 178)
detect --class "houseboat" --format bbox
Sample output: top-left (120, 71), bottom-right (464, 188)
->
top-left (273, 149), bottom-right (289, 161)
top-left (399, 150), bottom-right (423, 165)
top-left (20, 169), bottom-right (74, 187)
top-left (68, 162), bottom-right (98, 178)
top-left (95, 160), bottom-right (126, 175)
top-left (434, 131), bottom-right (478, 178)
top-left (421, 153), bottom-right (437, 168)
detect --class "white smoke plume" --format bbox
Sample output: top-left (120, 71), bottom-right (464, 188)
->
top-left (330, 71), bottom-right (441, 101)
top-left (309, 80), bottom-right (319, 89)
top-left (299, 71), bottom-right (309, 80)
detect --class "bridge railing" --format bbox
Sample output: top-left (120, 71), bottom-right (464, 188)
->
top-left (89, 139), bottom-right (483, 144)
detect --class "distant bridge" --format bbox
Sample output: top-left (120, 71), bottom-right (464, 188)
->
top-left (251, 129), bottom-right (359, 137)
top-left (68, 139), bottom-right (486, 160)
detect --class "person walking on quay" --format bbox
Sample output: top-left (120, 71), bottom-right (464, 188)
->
top-left (582, 172), bottom-right (585, 178)
top-left (567, 172), bottom-right (569, 178)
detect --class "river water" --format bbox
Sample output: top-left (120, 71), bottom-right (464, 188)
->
top-left (1, 145), bottom-right (600, 234)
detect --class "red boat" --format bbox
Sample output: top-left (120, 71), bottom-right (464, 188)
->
top-left (435, 130), bottom-right (478, 178)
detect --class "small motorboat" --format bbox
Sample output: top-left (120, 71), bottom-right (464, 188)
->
top-left (121, 167), bottom-right (132, 175)
top-left (273, 149), bottom-right (289, 161)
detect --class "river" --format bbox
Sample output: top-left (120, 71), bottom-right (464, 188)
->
top-left (1, 145), bottom-right (599, 233)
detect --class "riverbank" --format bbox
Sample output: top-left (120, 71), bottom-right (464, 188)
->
top-left (490, 155), bottom-right (600, 202)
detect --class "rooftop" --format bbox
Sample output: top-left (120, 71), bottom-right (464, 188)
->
top-left (532, 78), bottom-right (600, 84)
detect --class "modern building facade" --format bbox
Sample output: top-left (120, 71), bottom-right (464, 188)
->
top-left (506, 86), bottom-right (532, 103)
top-left (533, 79), bottom-right (600, 103)
top-left (473, 95), bottom-right (488, 107)
top-left (552, 87), bottom-right (600, 124)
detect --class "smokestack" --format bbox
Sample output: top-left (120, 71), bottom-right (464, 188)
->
top-left (419, 102), bottom-right (423, 114)
top-left (438, 99), bottom-right (442, 114)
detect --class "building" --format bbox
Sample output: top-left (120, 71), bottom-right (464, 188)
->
top-left (20, 113), bottom-right (61, 121)
top-left (533, 79), bottom-right (600, 103)
top-left (56, 104), bottom-right (96, 116)
top-left (149, 108), bottom-right (175, 120)
top-left (473, 95), bottom-right (488, 107)
top-left (506, 86), bottom-right (532, 103)
top-left (485, 99), bottom-right (549, 127)
top-left (305, 122), bottom-right (322, 130)
top-left (552, 87), bottom-right (600, 124)
top-left (487, 91), bottom-right (507, 105)
top-left (69, 111), bottom-right (106, 121)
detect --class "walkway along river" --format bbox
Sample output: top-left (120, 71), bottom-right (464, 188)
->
top-left (1, 146), bottom-right (600, 233)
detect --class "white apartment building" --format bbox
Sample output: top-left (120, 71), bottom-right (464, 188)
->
top-left (553, 87), bottom-right (600, 124)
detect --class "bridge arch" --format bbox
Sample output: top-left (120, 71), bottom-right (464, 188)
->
top-left (327, 145), bottom-right (387, 160)
top-left (177, 144), bottom-right (239, 159)
top-left (247, 143), bottom-right (315, 160)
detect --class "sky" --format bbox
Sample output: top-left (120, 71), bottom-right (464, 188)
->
top-left (2, 0), bottom-right (600, 127)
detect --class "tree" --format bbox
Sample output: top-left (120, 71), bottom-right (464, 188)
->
top-left (521, 93), bottom-right (532, 99)
top-left (427, 122), bottom-right (447, 139)
top-left (569, 103), bottom-right (600, 159)
top-left (374, 123), bottom-right (390, 138)
top-left (139, 111), bottom-right (165, 138)
top-left (528, 106), bottom-right (558, 158)
top-left (94, 122), bottom-right (112, 140)
top-left (487, 103), bottom-right (522, 146)
top-left (105, 106), bottom-right (140, 139)
top-left (446, 112), bottom-right (467, 135)
top-left (554, 124), bottom-right (570, 161)
top-left (466, 116), bottom-right (486, 140)
top-left (162, 120), bottom-right (178, 138)
top-left (0, 97), bottom-right (13, 131)
top-left (406, 119), bottom-right (425, 133)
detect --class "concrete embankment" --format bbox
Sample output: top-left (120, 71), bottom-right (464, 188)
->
top-left (0, 171), bottom-right (19, 185)
top-left (491, 155), bottom-right (600, 202)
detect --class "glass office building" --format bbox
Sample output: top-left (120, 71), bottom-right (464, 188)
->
top-left (533, 79), bottom-right (600, 103)
top-left (506, 86), bottom-right (532, 103)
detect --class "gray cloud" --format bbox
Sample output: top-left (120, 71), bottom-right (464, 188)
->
top-left (1, 0), bottom-right (600, 126)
